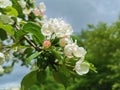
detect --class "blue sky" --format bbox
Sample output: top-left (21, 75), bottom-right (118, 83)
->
top-left (1, 0), bottom-right (120, 88)
top-left (37, 0), bottom-right (120, 33)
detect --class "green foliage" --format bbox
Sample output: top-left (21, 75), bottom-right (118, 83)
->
top-left (0, 22), bottom-right (14, 36)
top-left (26, 52), bottom-right (41, 63)
top-left (21, 70), bottom-right (38, 90)
top-left (53, 66), bottom-right (73, 88)
top-left (22, 22), bottom-right (44, 44)
top-left (75, 21), bottom-right (120, 90)
top-left (3, 6), bottom-right (18, 17)
top-left (0, 29), bottom-right (7, 40)
top-left (15, 30), bottom-right (27, 41)
top-left (21, 70), bottom-right (47, 90)
top-left (0, 15), bottom-right (12, 24)
top-left (10, 0), bottom-right (25, 18)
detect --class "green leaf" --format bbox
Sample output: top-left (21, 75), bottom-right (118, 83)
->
top-left (89, 63), bottom-right (97, 73)
top-left (3, 6), bottom-right (18, 17)
top-left (52, 49), bottom-right (61, 60)
top-left (0, 22), bottom-right (14, 36)
top-left (21, 70), bottom-right (38, 90)
top-left (51, 38), bottom-right (60, 45)
top-left (15, 30), bottom-right (27, 40)
top-left (53, 66), bottom-right (72, 88)
top-left (71, 35), bottom-right (82, 45)
top-left (37, 70), bottom-right (46, 84)
top-left (29, 85), bottom-right (40, 90)
top-left (0, 29), bottom-right (7, 40)
top-left (10, 0), bottom-right (25, 18)
top-left (21, 70), bottom-right (46, 90)
top-left (26, 52), bottom-right (41, 63)
top-left (24, 48), bottom-right (34, 57)
top-left (22, 22), bottom-right (44, 44)
top-left (0, 15), bottom-right (12, 24)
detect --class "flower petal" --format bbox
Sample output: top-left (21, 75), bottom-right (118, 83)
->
top-left (75, 61), bottom-right (90, 75)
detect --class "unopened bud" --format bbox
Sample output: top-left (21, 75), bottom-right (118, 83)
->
top-left (43, 40), bottom-right (51, 49)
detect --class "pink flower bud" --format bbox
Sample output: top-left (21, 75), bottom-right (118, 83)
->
top-left (33, 8), bottom-right (41, 16)
top-left (33, 8), bottom-right (45, 17)
top-left (43, 40), bottom-right (51, 48)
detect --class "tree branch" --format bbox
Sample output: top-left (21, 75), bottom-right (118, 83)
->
top-left (15, 26), bottom-right (42, 52)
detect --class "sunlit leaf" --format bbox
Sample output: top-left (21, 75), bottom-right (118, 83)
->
top-left (0, 15), bottom-right (12, 24)
top-left (3, 6), bottom-right (18, 17)
top-left (10, 0), bottom-right (25, 18)
top-left (26, 52), bottom-right (41, 63)
top-left (22, 22), bottom-right (44, 44)
top-left (0, 22), bottom-right (14, 36)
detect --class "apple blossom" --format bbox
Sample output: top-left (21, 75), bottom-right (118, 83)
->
top-left (41, 18), bottom-right (73, 37)
top-left (64, 42), bottom-right (86, 58)
top-left (43, 40), bottom-right (51, 49)
top-left (64, 43), bottom-right (77, 58)
top-left (73, 47), bottom-right (87, 58)
top-left (0, 0), bottom-right (12, 8)
top-left (23, 8), bottom-right (32, 15)
top-left (29, 0), bottom-right (36, 4)
top-left (41, 21), bottom-right (54, 36)
top-left (38, 2), bottom-right (46, 13)
top-left (59, 37), bottom-right (72, 47)
top-left (33, 8), bottom-right (40, 16)
top-left (33, 8), bottom-right (44, 16)
top-left (0, 52), bottom-right (5, 60)
top-left (74, 61), bottom-right (90, 75)
top-left (0, 52), bottom-right (5, 65)
top-left (18, 0), bottom-right (26, 9)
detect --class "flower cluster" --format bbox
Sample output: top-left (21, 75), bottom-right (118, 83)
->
top-left (41, 16), bottom-right (89, 75)
top-left (41, 18), bottom-right (73, 38)
top-left (0, 0), bottom-right (91, 78)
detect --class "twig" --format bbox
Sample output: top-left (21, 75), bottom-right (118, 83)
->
top-left (15, 25), bottom-right (41, 51)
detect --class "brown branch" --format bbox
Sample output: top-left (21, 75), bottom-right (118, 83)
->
top-left (15, 26), bottom-right (42, 51)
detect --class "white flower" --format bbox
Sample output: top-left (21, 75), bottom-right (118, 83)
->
top-left (41, 21), bottom-right (54, 36)
top-left (59, 37), bottom-right (72, 47)
top-left (38, 2), bottom-right (46, 12)
top-left (64, 43), bottom-right (78, 58)
top-left (18, 0), bottom-right (26, 8)
top-left (29, 0), bottom-right (36, 4)
top-left (73, 47), bottom-right (87, 58)
top-left (64, 42), bottom-right (86, 58)
top-left (0, 52), bottom-right (5, 60)
top-left (41, 18), bottom-right (73, 37)
top-left (0, 65), bottom-right (4, 74)
top-left (53, 18), bottom-right (73, 37)
top-left (0, 0), bottom-right (12, 8)
top-left (0, 52), bottom-right (5, 65)
top-left (74, 61), bottom-right (90, 75)
top-left (23, 8), bottom-right (32, 15)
